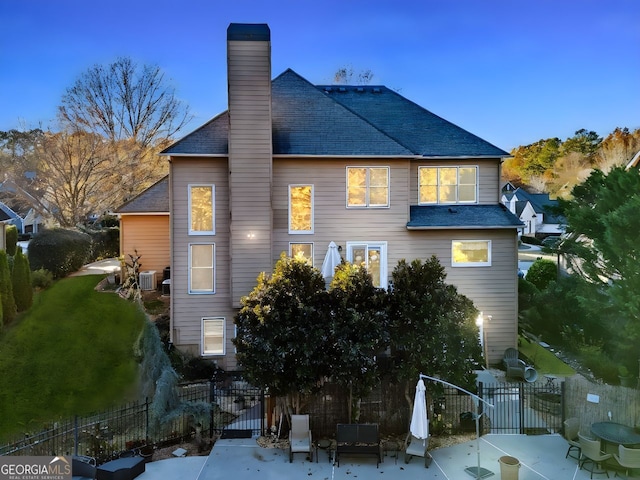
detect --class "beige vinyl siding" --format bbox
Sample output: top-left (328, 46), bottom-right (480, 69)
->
top-left (273, 157), bottom-right (516, 365)
top-left (170, 157), bottom-right (238, 370)
top-left (119, 214), bottom-right (170, 275)
top-left (410, 159), bottom-right (500, 205)
top-left (228, 38), bottom-right (273, 306)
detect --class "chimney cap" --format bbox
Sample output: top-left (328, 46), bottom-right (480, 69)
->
top-left (227, 23), bottom-right (270, 41)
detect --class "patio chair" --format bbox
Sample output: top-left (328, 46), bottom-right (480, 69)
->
top-left (579, 434), bottom-right (612, 478)
top-left (72, 455), bottom-right (96, 480)
top-left (289, 414), bottom-right (314, 463)
top-left (613, 444), bottom-right (640, 478)
top-left (403, 433), bottom-right (431, 468)
top-left (503, 348), bottom-right (526, 378)
top-left (563, 417), bottom-right (581, 461)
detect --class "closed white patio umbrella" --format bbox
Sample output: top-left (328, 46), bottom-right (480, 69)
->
top-left (410, 379), bottom-right (429, 440)
top-left (321, 241), bottom-right (341, 279)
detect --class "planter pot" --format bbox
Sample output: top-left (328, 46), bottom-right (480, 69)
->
top-left (531, 392), bottom-right (561, 415)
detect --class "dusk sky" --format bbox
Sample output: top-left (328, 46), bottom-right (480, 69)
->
top-left (1, 0), bottom-right (638, 151)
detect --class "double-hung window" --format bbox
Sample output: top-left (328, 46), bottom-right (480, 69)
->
top-left (202, 317), bottom-right (225, 355)
top-left (346, 241), bottom-right (387, 288)
top-left (347, 167), bottom-right (389, 207)
top-left (290, 242), bottom-right (313, 266)
top-left (452, 240), bottom-right (491, 267)
top-left (189, 184), bottom-right (215, 235)
top-left (189, 243), bottom-right (215, 293)
top-left (289, 185), bottom-right (313, 233)
top-left (419, 166), bottom-right (477, 204)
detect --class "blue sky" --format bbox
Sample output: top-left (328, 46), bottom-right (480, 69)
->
top-left (1, 0), bottom-right (638, 151)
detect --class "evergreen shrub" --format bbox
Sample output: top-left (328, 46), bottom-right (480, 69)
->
top-left (5, 226), bottom-right (18, 256)
top-left (28, 228), bottom-right (92, 278)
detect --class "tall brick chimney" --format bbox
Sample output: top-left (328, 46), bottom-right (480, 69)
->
top-left (226, 24), bottom-right (273, 306)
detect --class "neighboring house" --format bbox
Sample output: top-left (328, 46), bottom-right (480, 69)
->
top-left (115, 176), bottom-right (170, 285)
top-left (0, 209), bottom-right (9, 251)
top-left (159, 23), bottom-right (523, 369)
top-left (501, 187), bottom-right (563, 238)
top-left (626, 150), bottom-right (640, 170)
top-left (0, 200), bottom-right (43, 236)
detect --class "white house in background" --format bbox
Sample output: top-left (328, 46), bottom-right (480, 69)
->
top-left (501, 187), bottom-right (564, 239)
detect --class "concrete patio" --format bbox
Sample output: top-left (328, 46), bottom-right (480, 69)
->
top-left (135, 433), bottom-right (621, 480)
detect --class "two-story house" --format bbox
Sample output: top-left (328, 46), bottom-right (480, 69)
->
top-left (501, 187), bottom-right (563, 239)
top-left (160, 23), bottom-right (522, 369)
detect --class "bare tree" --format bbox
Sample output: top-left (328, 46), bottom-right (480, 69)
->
top-left (31, 130), bottom-right (116, 227)
top-left (58, 57), bottom-right (191, 202)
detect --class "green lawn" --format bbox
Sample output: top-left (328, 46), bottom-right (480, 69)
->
top-left (0, 275), bottom-right (145, 441)
top-left (518, 336), bottom-right (576, 376)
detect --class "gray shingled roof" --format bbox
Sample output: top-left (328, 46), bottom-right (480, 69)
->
top-left (407, 205), bottom-right (523, 229)
top-left (116, 176), bottom-right (169, 213)
top-left (163, 69), bottom-right (508, 158)
top-left (513, 188), bottom-right (564, 224)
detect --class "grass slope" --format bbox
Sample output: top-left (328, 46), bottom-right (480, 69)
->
top-left (518, 336), bottom-right (576, 376)
top-left (0, 275), bottom-right (145, 441)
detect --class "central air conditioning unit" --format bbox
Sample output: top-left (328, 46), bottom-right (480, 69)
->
top-left (139, 271), bottom-right (157, 291)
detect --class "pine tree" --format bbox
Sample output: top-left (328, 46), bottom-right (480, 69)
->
top-left (0, 251), bottom-right (17, 325)
top-left (12, 248), bottom-right (33, 312)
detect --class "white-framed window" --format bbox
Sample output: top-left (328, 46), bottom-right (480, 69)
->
top-left (419, 166), bottom-right (477, 204)
top-left (289, 185), bottom-right (314, 233)
top-left (452, 240), bottom-right (491, 267)
top-left (189, 243), bottom-right (215, 293)
top-left (347, 167), bottom-right (389, 207)
top-left (346, 241), bottom-right (387, 288)
top-left (289, 242), bottom-right (314, 266)
top-left (202, 317), bottom-right (225, 356)
top-left (189, 184), bottom-right (215, 235)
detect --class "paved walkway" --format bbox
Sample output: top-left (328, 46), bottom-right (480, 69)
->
top-left (71, 257), bottom-right (120, 276)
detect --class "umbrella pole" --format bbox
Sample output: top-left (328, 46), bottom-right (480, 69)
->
top-left (419, 374), bottom-right (493, 480)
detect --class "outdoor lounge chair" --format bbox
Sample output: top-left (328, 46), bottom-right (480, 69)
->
top-left (613, 444), bottom-right (640, 478)
top-left (503, 348), bottom-right (538, 382)
top-left (404, 433), bottom-right (431, 468)
top-left (579, 434), bottom-right (612, 478)
top-left (563, 417), bottom-right (581, 461)
top-left (289, 414), bottom-right (314, 463)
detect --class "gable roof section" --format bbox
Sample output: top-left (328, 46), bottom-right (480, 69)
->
top-left (0, 208), bottom-right (10, 222)
top-left (513, 188), bottom-right (563, 224)
top-left (163, 69), bottom-right (508, 158)
top-left (320, 84), bottom-right (508, 158)
top-left (116, 176), bottom-right (169, 213)
top-left (407, 204), bottom-right (523, 230)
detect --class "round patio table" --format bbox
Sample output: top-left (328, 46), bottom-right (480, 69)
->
top-left (591, 422), bottom-right (640, 450)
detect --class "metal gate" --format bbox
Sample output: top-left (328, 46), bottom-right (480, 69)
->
top-left (478, 381), bottom-right (564, 435)
top-left (210, 373), bottom-right (264, 438)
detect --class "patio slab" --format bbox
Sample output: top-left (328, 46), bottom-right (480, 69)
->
top-left (133, 433), bottom-right (610, 480)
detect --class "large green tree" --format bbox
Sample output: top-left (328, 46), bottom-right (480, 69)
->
top-left (557, 165), bottom-right (640, 367)
top-left (387, 256), bottom-right (481, 404)
top-left (328, 262), bottom-right (389, 421)
top-left (12, 248), bottom-right (33, 312)
top-left (233, 254), bottom-right (330, 413)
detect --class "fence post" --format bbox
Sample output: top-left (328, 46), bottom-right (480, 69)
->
top-left (478, 382), bottom-right (484, 436)
top-left (519, 383), bottom-right (525, 434)
top-left (74, 415), bottom-right (78, 457)
top-left (145, 398), bottom-right (149, 442)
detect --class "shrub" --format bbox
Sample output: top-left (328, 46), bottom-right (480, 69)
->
top-left (80, 226), bottom-right (120, 261)
top-left (5, 226), bottom-right (18, 256)
top-left (525, 258), bottom-right (557, 290)
top-left (28, 229), bottom-right (92, 278)
top-left (0, 251), bottom-right (17, 325)
top-left (12, 248), bottom-right (33, 311)
top-left (521, 235), bottom-right (543, 246)
top-left (31, 269), bottom-right (54, 290)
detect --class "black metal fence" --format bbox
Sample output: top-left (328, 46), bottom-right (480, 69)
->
top-left (0, 382), bottom-right (211, 462)
top-left (1, 376), bottom-right (564, 460)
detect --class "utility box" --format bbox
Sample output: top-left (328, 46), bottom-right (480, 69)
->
top-left (139, 271), bottom-right (157, 291)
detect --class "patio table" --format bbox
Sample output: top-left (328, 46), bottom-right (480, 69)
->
top-left (591, 422), bottom-right (640, 453)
